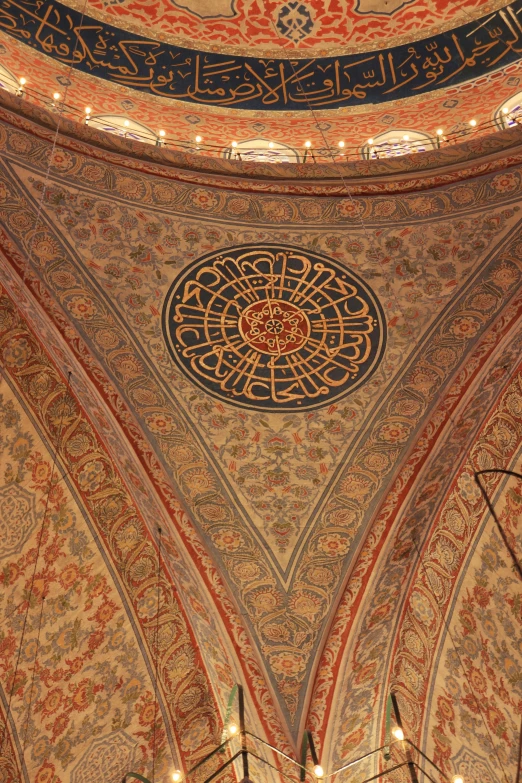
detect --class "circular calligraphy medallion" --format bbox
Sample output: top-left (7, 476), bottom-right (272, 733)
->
top-left (162, 245), bottom-right (386, 411)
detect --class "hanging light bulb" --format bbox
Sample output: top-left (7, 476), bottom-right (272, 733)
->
top-left (228, 722), bottom-right (238, 736)
top-left (231, 141), bottom-right (237, 147)
top-left (469, 119), bottom-right (477, 127)
top-left (367, 138), bottom-right (374, 144)
top-left (452, 776), bottom-right (464, 783)
top-left (268, 141), bottom-right (275, 148)
top-left (338, 140), bottom-right (345, 148)
top-left (53, 92), bottom-right (61, 101)
top-left (158, 130), bottom-right (166, 137)
top-left (304, 140), bottom-right (311, 148)
top-left (436, 129), bottom-right (443, 136)
top-left (172, 771), bottom-right (182, 782)
top-left (313, 765), bottom-right (324, 778)
top-left (502, 107), bottom-right (510, 115)
top-left (402, 134), bottom-right (410, 141)
top-left (19, 77), bottom-right (26, 86)
top-left (84, 106), bottom-right (92, 115)
top-left (392, 727), bottom-right (404, 741)
top-left (195, 135), bottom-right (202, 143)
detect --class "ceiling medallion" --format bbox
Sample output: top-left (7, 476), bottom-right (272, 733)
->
top-left (162, 245), bottom-right (386, 411)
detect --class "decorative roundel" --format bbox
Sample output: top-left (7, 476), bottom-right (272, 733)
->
top-left (162, 245), bottom-right (386, 411)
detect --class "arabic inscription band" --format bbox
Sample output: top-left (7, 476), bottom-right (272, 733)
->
top-left (2, 0), bottom-right (522, 110)
top-left (162, 245), bottom-right (386, 411)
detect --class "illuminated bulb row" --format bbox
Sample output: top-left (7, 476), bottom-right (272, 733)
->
top-left (19, 81), bottom-right (484, 147)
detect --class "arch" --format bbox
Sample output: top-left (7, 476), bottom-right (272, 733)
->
top-left (224, 138), bottom-right (300, 163)
top-left (0, 63), bottom-right (21, 94)
top-left (361, 129), bottom-right (436, 159)
top-left (88, 115), bottom-right (158, 144)
top-left (495, 91), bottom-right (522, 129)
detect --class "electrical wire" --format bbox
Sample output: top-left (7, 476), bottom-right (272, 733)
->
top-left (21, 592), bottom-right (46, 752)
top-left (151, 526), bottom-right (163, 783)
top-left (16, 0), bottom-right (90, 295)
top-left (0, 370), bottom-right (71, 757)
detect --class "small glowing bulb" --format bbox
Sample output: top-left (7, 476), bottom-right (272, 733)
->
top-left (338, 140), bottom-right (345, 148)
top-left (392, 727), bottom-right (404, 741)
top-left (231, 141), bottom-right (237, 147)
top-left (19, 77), bottom-right (26, 85)
top-left (313, 765), bottom-right (324, 778)
top-left (195, 135), bottom-right (202, 143)
top-left (53, 92), bottom-right (61, 101)
top-left (304, 140), bottom-right (311, 148)
top-left (402, 134), bottom-right (410, 141)
top-left (268, 141), bottom-right (275, 148)
top-left (503, 107), bottom-right (510, 114)
top-left (172, 771), bottom-right (182, 782)
top-left (228, 723), bottom-right (238, 735)
top-left (84, 106), bottom-right (92, 114)
top-left (452, 776), bottom-right (464, 783)
top-left (158, 129), bottom-right (166, 137)
top-left (367, 138), bottom-right (374, 144)
top-left (436, 128), bottom-right (443, 135)
top-left (123, 120), bottom-right (130, 127)
top-left (469, 119), bottom-right (477, 127)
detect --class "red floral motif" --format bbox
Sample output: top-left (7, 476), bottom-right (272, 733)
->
top-left (189, 188), bottom-right (218, 210)
top-left (450, 316), bottom-right (481, 338)
top-left (377, 421), bottom-right (410, 444)
top-left (0, 292), bottom-right (224, 777)
top-left (67, 295), bottom-right (97, 320)
top-left (211, 527), bottom-right (244, 552)
top-left (316, 533), bottom-right (349, 558)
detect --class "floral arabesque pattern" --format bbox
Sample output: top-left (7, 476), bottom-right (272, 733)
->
top-left (315, 284), bottom-right (522, 766)
top-left (430, 494), bottom-right (522, 776)
top-left (0, 287), bottom-right (224, 774)
top-left (0, 387), bottom-right (162, 781)
top-left (21, 170), bottom-right (519, 560)
top-left (0, 114), bottom-right (522, 726)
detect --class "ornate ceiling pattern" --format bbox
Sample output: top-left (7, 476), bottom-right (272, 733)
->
top-left (0, 75), bottom-right (521, 783)
top-left (37, 0), bottom-right (509, 53)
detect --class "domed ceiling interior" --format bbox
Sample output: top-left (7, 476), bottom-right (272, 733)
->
top-left (0, 0), bottom-right (521, 151)
top-left (0, 0), bottom-right (521, 781)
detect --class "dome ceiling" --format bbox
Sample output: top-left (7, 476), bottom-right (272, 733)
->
top-left (0, 0), bottom-right (520, 111)
top-left (0, 82), bottom-right (521, 783)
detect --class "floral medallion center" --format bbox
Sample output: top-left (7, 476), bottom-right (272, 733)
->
top-left (239, 299), bottom-right (310, 355)
top-left (162, 244), bottom-right (386, 411)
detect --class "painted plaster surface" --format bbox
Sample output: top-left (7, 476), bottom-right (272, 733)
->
top-left (1, 101), bottom-right (522, 734)
top-left (1, 91), bottom-right (522, 781)
top-left (0, 378), bottom-right (173, 782)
